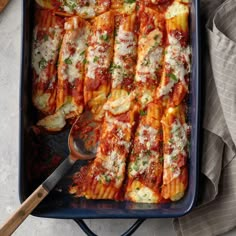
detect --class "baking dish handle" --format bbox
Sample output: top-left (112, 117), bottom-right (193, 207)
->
top-left (74, 219), bottom-right (146, 236)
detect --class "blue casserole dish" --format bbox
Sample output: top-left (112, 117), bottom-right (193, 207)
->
top-left (19, 0), bottom-right (200, 233)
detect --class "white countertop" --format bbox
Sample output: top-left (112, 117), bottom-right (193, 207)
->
top-left (0, 1), bottom-right (236, 235)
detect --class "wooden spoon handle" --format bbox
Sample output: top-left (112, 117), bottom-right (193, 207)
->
top-left (0, 0), bottom-right (10, 12)
top-left (0, 185), bottom-right (49, 236)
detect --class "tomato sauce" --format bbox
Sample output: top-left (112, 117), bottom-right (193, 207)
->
top-left (170, 29), bottom-right (189, 48)
top-left (86, 68), bottom-right (111, 91)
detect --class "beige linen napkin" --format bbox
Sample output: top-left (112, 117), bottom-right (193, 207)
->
top-left (174, 0), bottom-right (236, 235)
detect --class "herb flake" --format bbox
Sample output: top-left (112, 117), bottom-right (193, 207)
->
top-left (82, 58), bottom-right (88, 65)
top-left (154, 34), bottom-right (159, 40)
top-left (167, 73), bottom-right (178, 82)
top-left (39, 58), bottom-right (47, 69)
top-left (99, 33), bottom-right (109, 42)
top-left (64, 57), bottom-right (72, 65)
top-left (93, 56), bottom-right (99, 63)
top-left (104, 175), bottom-right (111, 183)
top-left (140, 110), bottom-right (147, 116)
top-left (80, 50), bottom-right (85, 56)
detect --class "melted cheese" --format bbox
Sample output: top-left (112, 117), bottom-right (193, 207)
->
top-left (136, 30), bottom-right (163, 82)
top-left (138, 125), bottom-right (158, 145)
top-left (98, 150), bottom-right (126, 187)
top-left (165, 1), bottom-right (189, 19)
top-left (37, 111), bottom-right (66, 131)
top-left (112, 27), bottom-right (136, 88)
top-left (106, 116), bottom-right (131, 132)
top-left (33, 93), bottom-right (51, 111)
top-left (123, 3), bottom-right (136, 14)
top-left (103, 91), bottom-right (134, 115)
top-left (158, 79), bottom-right (175, 97)
top-left (129, 123), bottom-right (160, 178)
top-left (37, 102), bottom-right (78, 131)
top-left (32, 27), bottom-right (62, 77)
top-left (116, 28), bottom-right (135, 55)
top-left (103, 151), bottom-right (122, 171)
top-left (140, 91), bottom-right (153, 107)
top-left (61, 0), bottom-right (96, 18)
top-left (170, 120), bottom-right (188, 151)
top-left (164, 119), bottom-right (188, 180)
top-left (86, 31), bottom-right (111, 79)
top-left (158, 34), bottom-right (190, 97)
top-left (61, 26), bottom-right (89, 83)
top-left (128, 182), bottom-right (159, 203)
top-left (76, 6), bottom-right (96, 18)
top-left (129, 151), bottom-right (157, 177)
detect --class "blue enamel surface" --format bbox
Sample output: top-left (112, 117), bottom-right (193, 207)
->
top-left (19, 0), bottom-right (200, 219)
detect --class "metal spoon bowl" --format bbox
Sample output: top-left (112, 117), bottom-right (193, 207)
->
top-left (68, 110), bottom-right (100, 161)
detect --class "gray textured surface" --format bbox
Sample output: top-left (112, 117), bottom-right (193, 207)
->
top-left (0, 1), bottom-right (236, 235)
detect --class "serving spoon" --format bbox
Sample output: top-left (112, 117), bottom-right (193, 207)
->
top-left (0, 111), bottom-right (100, 236)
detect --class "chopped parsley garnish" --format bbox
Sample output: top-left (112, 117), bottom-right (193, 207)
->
top-left (64, 57), bottom-right (72, 65)
top-left (104, 175), bottom-right (111, 183)
top-left (79, 50), bottom-right (85, 56)
top-left (82, 58), bottom-right (87, 64)
top-left (140, 110), bottom-right (147, 116)
top-left (109, 63), bottom-right (121, 73)
top-left (159, 157), bottom-right (164, 163)
top-left (171, 155), bottom-right (178, 161)
top-left (154, 41), bottom-right (159, 47)
top-left (154, 34), bottom-right (159, 40)
top-left (133, 164), bottom-right (139, 171)
top-left (93, 56), bottom-right (99, 63)
top-left (125, 0), bottom-right (136, 3)
top-left (99, 33), bottom-right (109, 42)
top-left (43, 34), bottom-right (49, 41)
top-left (169, 138), bottom-right (174, 144)
top-left (141, 58), bottom-right (150, 66)
top-left (116, 176), bottom-right (122, 180)
top-left (64, 2), bottom-right (77, 12)
top-left (149, 41), bottom-right (159, 53)
top-left (142, 161), bottom-right (148, 165)
top-left (123, 72), bottom-right (129, 78)
top-left (38, 58), bottom-right (47, 69)
top-left (144, 150), bottom-right (152, 156)
top-left (167, 73), bottom-right (178, 82)
top-left (171, 125), bottom-right (180, 134)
